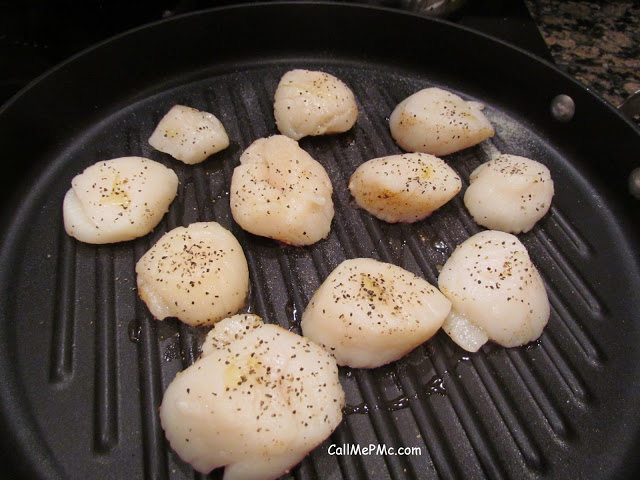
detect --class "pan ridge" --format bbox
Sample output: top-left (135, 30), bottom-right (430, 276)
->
top-left (544, 206), bottom-right (593, 257)
top-left (50, 230), bottom-right (77, 383)
top-left (93, 247), bottom-right (119, 453)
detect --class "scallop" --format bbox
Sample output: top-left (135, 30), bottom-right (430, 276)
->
top-left (136, 222), bottom-right (249, 327)
top-left (301, 258), bottom-right (451, 368)
top-left (230, 135), bottom-right (334, 246)
top-left (389, 87), bottom-right (495, 156)
top-left (148, 105), bottom-right (230, 164)
top-left (464, 154), bottom-right (554, 233)
top-left (438, 230), bottom-right (550, 352)
top-left (348, 152), bottom-right (462, 223)
top-left (273, 69), bottom-right (358, 140)
top-left (159, 314), bottom-right (345, 479)
top-left (63, 156), bottom-right (178, 244)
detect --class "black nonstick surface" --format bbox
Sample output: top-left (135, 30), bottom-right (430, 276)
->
top-left (1, 2), bottom-right (639, 480)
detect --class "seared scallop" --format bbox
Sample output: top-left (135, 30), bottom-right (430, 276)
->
top-left (159, 314), bottom-right (345, 479)
top-left (301, 258), bottom-right (451, 368)
top-left (274, 69), bottom-right (358, 140)
top-left (348, 153), bottom-right (462, 223)
top-left (438, 230), bottom-right (550, 352)
top-left (148, 105), bottom-right (230, 164)
top-left (464, 154), bottom-right (554, 233)
top-left (63, 156), bottom-right (178, 244)
top-left (230, 135), bottom-right (334, 246)
top-left (389, 87), bottom-right (495, 156)
top-left (136, 222), bottom-right (249, 327)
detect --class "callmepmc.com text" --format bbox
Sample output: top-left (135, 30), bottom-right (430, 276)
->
top-left (328, 444), bottom-right (422, 456)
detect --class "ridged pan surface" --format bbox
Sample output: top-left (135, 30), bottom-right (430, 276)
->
top-left (0, 3), bottom-right (639, 480)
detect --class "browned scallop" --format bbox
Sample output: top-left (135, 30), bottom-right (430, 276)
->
top-left (301, 258), bottom-right (451, 368)
top-left (349, 153), bottom-right (462, 223)
top-left (63, 156), bottom-right (178, 244)
top-left (160, 314), bottom-right (345, 479)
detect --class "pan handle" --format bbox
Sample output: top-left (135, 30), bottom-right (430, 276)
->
top-left (618, 91), bottom-right (640, 199)
top-left (618, 90), bottom-right (640, 121)
top-left (629, 167), bottom-right (640, 199)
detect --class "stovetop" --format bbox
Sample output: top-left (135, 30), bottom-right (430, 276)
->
top-left (0, 0), bottom-right (552, 107)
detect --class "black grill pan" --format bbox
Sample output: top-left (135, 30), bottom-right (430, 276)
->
top-left (1, 2), bottom-right (639, 479)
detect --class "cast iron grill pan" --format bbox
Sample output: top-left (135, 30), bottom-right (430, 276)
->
top-left (1, 3), bottom-right (639, 479)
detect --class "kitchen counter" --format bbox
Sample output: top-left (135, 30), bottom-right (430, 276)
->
top-left (524, 0), bottom-right (639, 117)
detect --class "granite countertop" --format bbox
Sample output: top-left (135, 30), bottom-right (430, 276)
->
top-left (524, 0), bottom-right (640, 121)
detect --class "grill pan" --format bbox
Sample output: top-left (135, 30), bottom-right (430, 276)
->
top-left (1, 2), bottom-right (639, 479)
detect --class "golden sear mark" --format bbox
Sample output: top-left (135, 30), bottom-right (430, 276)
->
top-left (223, 355), bottom-right (266, 389)
top-left (358, 272), bottom-right (389, 302)
top-left (419, 165), bottom-right (433, 180)
top-left (100, 173), bottom-right (131, 209)
top-left (164, 128), bottom-right (179, 139)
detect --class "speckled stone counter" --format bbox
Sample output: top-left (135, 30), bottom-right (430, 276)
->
top-left (524, 0), bottom-right (640, 117)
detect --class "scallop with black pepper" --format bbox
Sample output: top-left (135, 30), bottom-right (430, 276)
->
top-left (63, 156), bottom-right (179, 244)
top-left (301, 258), bottom-right (451, 368)
top-left (136, 222), bottom-right (249, 327)
top-left (230, 135), bottom-right (334, 246)
top-left (148, 104), bottom-right (229, 164)
top-left (389, 87), bottom-right (495, 156)
top-left (464, 154), bottom-right (554, 233)
top-left (348, 152), bottom-right (462, 223)
top-left (159, 314), bottom-right (345, 479)
top-left (438, 230), bottom-right (550, 352)
top-left (273, 69), bottom-right (358, 140)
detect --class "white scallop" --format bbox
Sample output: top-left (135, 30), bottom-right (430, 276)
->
top-left (301, 258), bottom-right (451, 368)
top-left (464, 154), bottom-right (554, 233)
top-left (148, 105), bottom-right (230, 164)
top-left (348, 153), bottom-right (462, 223)
top-left (230, 135), bottom-right (334, 246)
top-left (274, 69), bottom-right (358, 140)
top-left (136, 222), bottom-right (249, 327)
top-left (438, 230), bottom-right (550, 352)
top-left (389, 87), bottom-right (495, 156)
top-left (159, 314), bottom-right (345, 479)
top-left (63, 156), bottom-right (178, 244)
